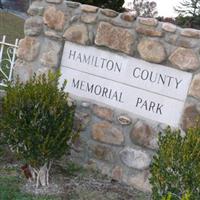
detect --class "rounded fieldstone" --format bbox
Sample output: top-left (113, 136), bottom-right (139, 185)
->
top-left (138, 17), bottom-right (158, 26)
top-left (46, 0), bottom-right (63, 3)
top-left (86, 159), bottom-right (97, 171)
top-left (81, 101), bottom-right (90, 108)
top-left (81, 4), bottom-right (98, 13)
top-left (81, 14), bottom-right (97, 24)
top-left (120, 147), bottom-right (151, 170)
top-left (128, 171), bottom-right (151, 193)
top-left (92, 105), bottom-right (113, 121)
top-left (189, 73), bottom-right (200, 99)
top-left (176, 37), bottom-right (199, 48)
top-left (112, 166), bottom-right (123, 181)
top-left (98, 162), bottom-right (112, 176)
top-left (137, 39), bottom-right (166, 63)
top-left (17, 37), bottom-right (40, 62)
top-left (40, 40), bottom-right (61, 68)
top-left (117, 115), bottom-right (132, 125)
top-left (36, 67), bottom-right (51, 77)
top-left (44, 30), bottom-right (62, 40)
top-left (162, 22), bottom-right (177, 33)
top-left (73, 111), bottom-right (91, 131)
top-left (90, 144), bottom-right (114, 162)
top-left (27, 1), bottom-right (44, 16)
top-left (92, 121), bottom-right (124, 145)
top-left (130, 121), bottom-right (158, 150)
top-left (120, 12), bottom-right (136, 22)
top-left (181, 104), bottom-right (200, 131)
top-left (180, 28), bottom-right (200, 38)
top-left (13, 59), bottom-right (33, 83)
top-left (164, 34), bottom-right (177, 45)
top-left (66, 1), bottom-right (80, 8)
top-left (169, 47), bottom-right (200, 71)
top-left (43, 6), bottom-right (65, 31)
top-left (100, 9), bottom-right (119, 18)
top-left (63, 24), bottom-right (89, 45)
top-left (136, 25), bottom-right (163, 37)
top-left (24, 16), bottom-right (43, 36)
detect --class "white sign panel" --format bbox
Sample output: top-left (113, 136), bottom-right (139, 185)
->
top-left (60, 42), bottom-right (192, 127)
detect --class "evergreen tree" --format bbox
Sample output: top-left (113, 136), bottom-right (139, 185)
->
top-left (174, 0), bottom-right (200, 16)
top-left (72, 0), bottom-right (124, 12)
top-left (174, 0), bottom-right (200, 29)
top-left (0, 72), bottom-right (76, 188)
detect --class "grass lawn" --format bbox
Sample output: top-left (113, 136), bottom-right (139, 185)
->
top-left (0, 11), bottom-right (24, 43)
top-left (0, 11), bottom-right (24, 88)
top-left (0, 168), bottom-right (60, 200)
top-left (0, 162), bottom-right (151, 200)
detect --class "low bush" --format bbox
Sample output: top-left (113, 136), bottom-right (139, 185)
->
top-left (150, 127), bottom-right (200, 200)
top-left (0, 72), bottom-right (76, 188)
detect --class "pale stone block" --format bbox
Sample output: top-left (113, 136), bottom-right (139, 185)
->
top-left (95, 22), bottom-right (135, 55)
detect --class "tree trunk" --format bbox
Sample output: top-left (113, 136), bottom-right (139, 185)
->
top-left (29, 161), bottom-right (52, 188)
top-left (0, 0), bottom-right (3, 9)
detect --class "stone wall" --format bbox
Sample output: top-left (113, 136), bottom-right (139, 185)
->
top-left (15, 0), bottom-right (200, 192)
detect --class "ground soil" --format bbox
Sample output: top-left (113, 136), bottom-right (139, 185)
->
top-left (0, 146), bottom-right (151, 200)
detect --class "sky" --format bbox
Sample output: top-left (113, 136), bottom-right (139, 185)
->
top-left (154, 0), bottom-right (181, 17)
top-left (124, 0), bottom-right (182, 17)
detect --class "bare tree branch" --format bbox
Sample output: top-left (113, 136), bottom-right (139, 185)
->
top-left (124, 0), bottom-right (158, 17)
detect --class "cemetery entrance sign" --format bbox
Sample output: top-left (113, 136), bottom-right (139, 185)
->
top-left (60, 42), bottom-right (192, 127)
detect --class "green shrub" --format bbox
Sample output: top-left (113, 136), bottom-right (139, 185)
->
top-left (150, 127), bottom-right (200, 200)
top-left (0, 72), bottom-right (76, 187)
top-left (175, 15), bottom-right (200, 29)
top-left (162, 191), bottom-right (191, 200)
